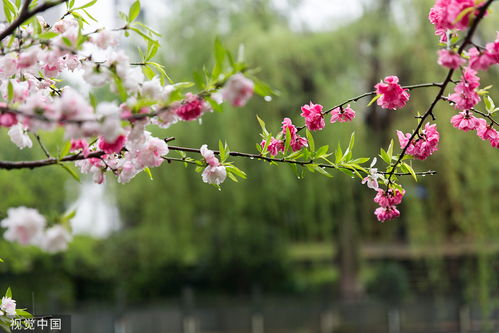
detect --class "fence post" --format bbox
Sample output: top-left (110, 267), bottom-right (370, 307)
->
top-left (182, 287), bottom-right (196, 333)
top-left (251, 286), bottom-right (264, 333)
top-left (388, 308), bottom-right (401, 333)
top-left (459, 305), bottom-right (471, 333)
top-left (320, 309), bottom-right (336, 333)
top-left (251, 313), bottom-right (264, 333)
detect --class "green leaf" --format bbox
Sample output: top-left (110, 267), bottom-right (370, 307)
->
top-left (484, 96), bottom-right (495, 113)
top-left (342, 132), bottom-right (355, 161)
top-left (453, 6), bottom-right (475, 24)
top-left (147, 62), bottom-right (173, 84)
top-left (335, 143), bottom-right (343, 164)
top-left (379, 148), bottom-right (391, 164)
top-left (5, 287), bottom-right (12, 298)
top-left (284, 128), bottom-right (292, 155)
top-left (73, 0), bottom-right (97, 11)
top-left (226, 165), bottom-right (247, 179)
top-left (59, 141), bottom-right (72, 159)
top-left (312, 165), bottom-right (333, 178)
top-left (350, 157), bottom-right (370, 164)
top-left (7, 81), bottom-right (13, 102)
top-left (59, 164), bottom-right (81, 183)
top-left (256, 115), bottom-right (269, 136)
top-left (387, 139), bottom-right (394, 160)
top-left (128, 0), bottom-right (140, 22)
top-left (38, 31), bottom-right (59, 39)
top-left (252, 77), bottom-right (274, 97)
top-left (368, 94), bottom-right (381, 107)
top-left (15, 309), bottom-right (32, 318)
top-left (306, 130), bottom-right (315, 153)
top-left (315, 145), bottom-right (329, 159)
top-left (206, 96), bottom-right (223, 113)
top-left (401, 162), bottom-right (418, 182)
top-left (143, 167), bottom-right (153, 180)
top-left (2, 0), bottom-right (15, 22)
top-left (212, 37), bottom-right (225, 80)
top-left (61, 209), bottom-right (76, 223)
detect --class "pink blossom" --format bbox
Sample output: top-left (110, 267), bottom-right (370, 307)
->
top-left (70, 139), bottom-right (90, 157)
top-left (261, 138), bottom-right (285, 156)
top-left (55, 88), bottom-right (94, 122)
top-left (362, 176), bottom-right (380, 191)
top-left (374, 206), bottom-right (401, 223)
top-left (90, 30), bottom-right (118, 49)
top-left (448, 68), bottom-right (480, 111)
top-left (450, 111), bottom-right (481, 131)
top-left (135, 137), bottom-right (169, 168)
top-left (42, 225), bottom-right (72, 253)
top-left (42, 60), bottom-right (63, 78)
top-left (0, 54), bottom-right (18, 79)
top-left (300, 102), bottom-right (325, 131)
top-left (1, 297), bottom-right (16, 316)
top-left (375, 76), bottom-right (410, 110)
top-left (362, 158), bottom-right (382, 191)
top-left (16, 49), bottom-right (38, 69)
top-left (0, 112), bottom-right (17, 127)
top-left (374, 188), bottom-right (406, 207)
top-left (437, 49), bottom-right (465, 69)
top-left (8, 124), bottom-right (32, 149)
top-left (201, 144), bottom-right (220, 167)
top-left (175, 93), bottom-right (206, 121)
top-left (476, 119), bottom-right (498, 148)
top-left (202, 165), bottom-right (227, 185)
top-left (222, 73), bottom-right (254, 107)
top-left (397, 123), bottom-right (440, 160)
top-left (429, 0), bottom-right (476, 35)
top-left (117, 160), bottom-right (139, 184)
top-left (330, 105), bottom-right (356, 123)
top-left (98, 135), bottom-right (126, 154)
top-left (468, 47), bottom-right (496, 71)
top-left (281, 117), bottom-right (308, 152)
top-left (485, 33), bottom-right (499, 64)
top-left (1, 207), bottom-right (46, 246)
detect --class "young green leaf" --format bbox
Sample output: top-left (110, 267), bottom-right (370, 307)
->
top-left (128, 0), bottom-right (141, 23)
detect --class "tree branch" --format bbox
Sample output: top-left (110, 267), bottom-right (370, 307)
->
top-left (0, 0), bottom-right (69, 42)
top-left (386, 0), bottom-right (495, 184)
top-left (0, 138), bottom-right (436, 177)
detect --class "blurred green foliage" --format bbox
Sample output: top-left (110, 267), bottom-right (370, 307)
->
top-left (0, 0), bottom-right (497, 310)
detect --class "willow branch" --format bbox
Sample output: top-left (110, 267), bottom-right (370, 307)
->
top-left (386, 0), bottom-right (495, 184)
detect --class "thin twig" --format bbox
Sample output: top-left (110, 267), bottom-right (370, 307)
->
top-left (386, 0), bottom-right (495, 184)
top-left (0, 0), bottom-right (69, 42)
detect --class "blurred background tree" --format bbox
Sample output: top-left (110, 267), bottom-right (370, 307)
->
top-left (0, 0), bottom-right (498, 317)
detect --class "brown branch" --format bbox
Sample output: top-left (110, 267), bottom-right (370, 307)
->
top-left (0, 138), bottom-right (436, 178)
top-left (386, 0), bottom-right (495, 184)
top-left (296, 82), bottom-right (444, 132)
top-left (0, 0), bottom-right (69, 42)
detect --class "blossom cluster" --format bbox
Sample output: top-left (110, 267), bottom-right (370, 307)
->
top-left (397, 123), bottom-right (441, 160)
top-left (432, 6), bottom-right (498, 148)
top-left (0, 13), bottom-right (255, 187)
top-left (260, 117), bottom-right (309, 156)
top-left (200, 145), bottom-right (227, 185)
top-left (375, 76), bottom-right (410, 110)
top-left (374, 188), bottom-right (405, 223)
top-left (0, 297), bottom-right (16, 317)
top-left (0, 207), bottom-right (71, 253)
top-left (429, 0), bottom-right (477, 42)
